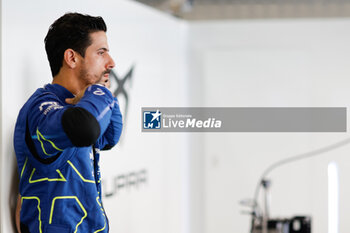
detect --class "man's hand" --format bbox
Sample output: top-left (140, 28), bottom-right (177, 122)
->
top-left (99, 76), bottom-right (110, 89)
top-left (65, 77), bottom-right (110, 105)
top-left (16, 194), bottom-right (21, 233)
top-left (65, 86), bottom-right (87, 105)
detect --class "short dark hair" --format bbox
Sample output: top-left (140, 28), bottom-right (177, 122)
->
top-left (44, 12), bottom-right (107, 77)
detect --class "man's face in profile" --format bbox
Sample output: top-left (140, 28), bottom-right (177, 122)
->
top-left (78, 31), bottom-right (115, 87)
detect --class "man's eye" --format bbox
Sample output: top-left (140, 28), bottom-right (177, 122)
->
top-left (98, 51), bottom-right (104, 55)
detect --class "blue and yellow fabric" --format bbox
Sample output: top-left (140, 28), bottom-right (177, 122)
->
top-left (14, 84), bottom-right (122, 233)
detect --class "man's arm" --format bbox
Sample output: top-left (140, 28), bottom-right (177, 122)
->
top-left (96, 98), bottom-right (123, 150)
top-left (28, 85), bottom-right (115, 160)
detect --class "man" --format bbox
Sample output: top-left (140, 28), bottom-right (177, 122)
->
top-left (14, 13), bottom-right (122, 233)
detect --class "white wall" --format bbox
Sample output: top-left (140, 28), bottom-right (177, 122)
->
top-left (0, 1), bottom-right (188, 233)
top-left (3, 1), bottom-right (350, 233)
top-left (188, 19), bottom-right (350, 233)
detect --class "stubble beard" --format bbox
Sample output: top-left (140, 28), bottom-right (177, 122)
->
top-left (79, 65), bottom-right (104, 86)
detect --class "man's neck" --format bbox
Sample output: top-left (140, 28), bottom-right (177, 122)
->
top-left (52, 71), bottom-right (85, 96)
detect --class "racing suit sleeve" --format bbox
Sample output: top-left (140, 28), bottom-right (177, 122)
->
top-left (95, 97), bottom-right (123, 150)
top-left (28, 85), bottom-right (115, 160)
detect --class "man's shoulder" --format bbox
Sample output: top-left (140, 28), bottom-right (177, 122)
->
top-left (27, 86), bottom-right (62, 105)
top-left (18, 87), bottom-right (61, 119)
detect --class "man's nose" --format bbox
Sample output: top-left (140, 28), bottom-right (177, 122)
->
top-left (106, 54), bottom-right (115, 70)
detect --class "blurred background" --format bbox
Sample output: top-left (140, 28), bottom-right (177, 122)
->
top-left (1, 0), bottom-right (350, 233)
top-left (134, 0), bottom-right (350, 19)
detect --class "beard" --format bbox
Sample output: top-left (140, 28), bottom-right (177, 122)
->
top-left (79, 65), bottom-right (105, 85)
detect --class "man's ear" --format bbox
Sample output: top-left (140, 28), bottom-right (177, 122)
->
top-left (63, 49), bottom-right (79, 69)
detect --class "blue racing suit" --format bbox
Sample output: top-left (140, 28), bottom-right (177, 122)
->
top-left (14, 83), bottom-right (123, 233)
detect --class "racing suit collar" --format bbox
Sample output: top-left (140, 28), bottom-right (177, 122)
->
top-left (44, 83), bottom-right (74, 103)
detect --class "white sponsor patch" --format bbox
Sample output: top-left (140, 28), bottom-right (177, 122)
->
top-left (93, 88), bottom-right (105, 96)
top-left (39, 101), bottom-right (63, 115)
